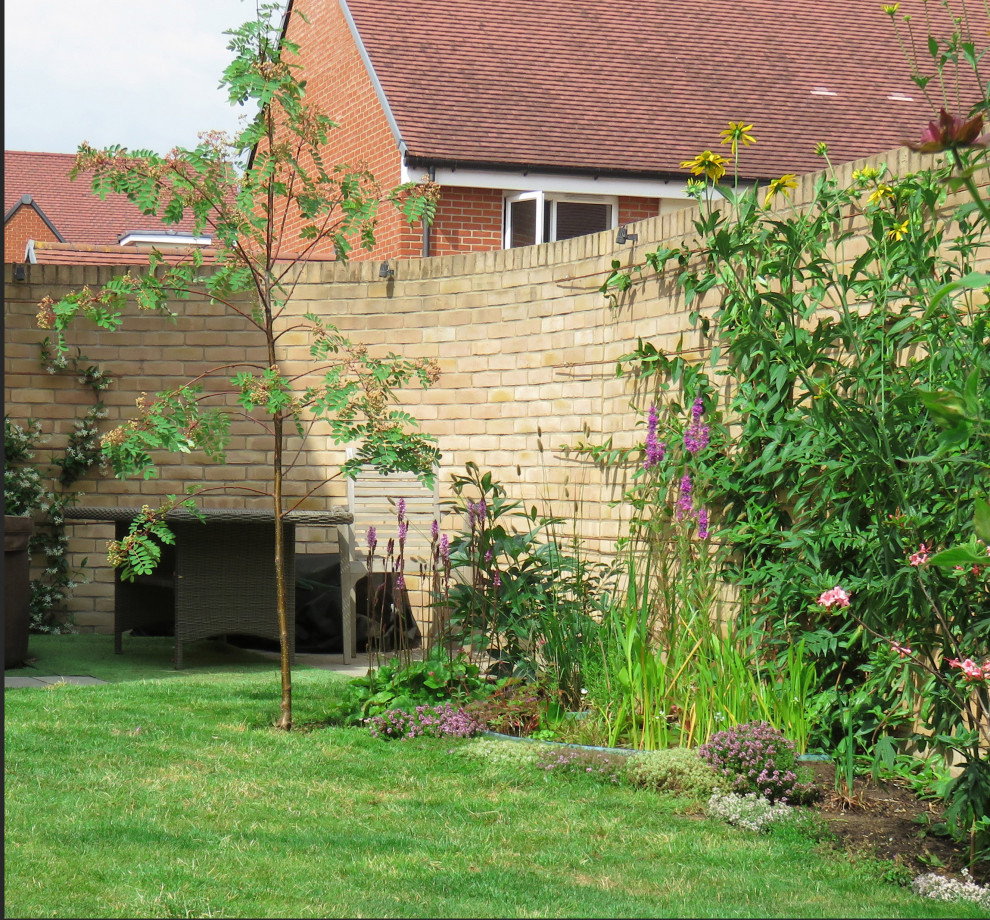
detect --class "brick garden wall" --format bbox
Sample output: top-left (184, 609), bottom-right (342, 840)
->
top-left (4, 146), bottom-right (985, 634)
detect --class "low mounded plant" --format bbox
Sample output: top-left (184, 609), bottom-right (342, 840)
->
top-left (534, 748), bottom-right (627, 784)
top-left (912, 870), bottom-right (990, 910)
top-left (699, 721), bottom-right (817, 804)
top-left (625, 747), bottom-right (724, 797)
top-left (706, 790), bottom-right (796, 833)
top-left (366, 703), bottom-right (481, 740)
top-left (328, 651), bottom-right (489, 725)
top-left (459, 737), bottom-right (543, 768)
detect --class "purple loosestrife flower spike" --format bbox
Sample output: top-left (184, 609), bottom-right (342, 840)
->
top-left (431, 519), bottom-right (439, 541)
top-left (484, 548), bottom-right (493, 565)
top-left (676, 474), bottom-right (694, 521)
top-left (397, 498), bottom-right (406, 522)
top-left (440, 533), bottom-right (450, 566)
top-left (697, 507), bottom-right (709, 539)
top-left (644, 404), bottom-right (666, 469)
top-left (366, 526), bottom-right (377, 553)
top-left (478, 499), bottom-right (487, 521)
top-left (468, 501), bottom-right (477, 528)
top-left (395, 572), bottom-right (405, 591)
top-left (398, 520), bottom-right (409, 544)
top-left (684, 396), bottom-right (710, 454)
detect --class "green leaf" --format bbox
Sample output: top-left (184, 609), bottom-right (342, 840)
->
top-left (926, 271), bottom-right (990, 315)
top-left (974, 498), bottom-right (990, 544)
top-left (928, 545), bottom-right (990, 567)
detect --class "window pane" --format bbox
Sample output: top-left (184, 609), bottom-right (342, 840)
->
top-left (555, 202), bottom-right (610, 240)
top-left (509, 198), bottom-right (537, 248)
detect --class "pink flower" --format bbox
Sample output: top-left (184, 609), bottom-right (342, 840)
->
top-left (947, 657), bottom-right (990, 682)
top-left (817, 586), bottom-right (850, 609)
top-left (890, 641), bottom-right (912, 659)
top-left (906, 108), bottom-right (988, 153)
top-left (909, 543), bottom-right (930, 566)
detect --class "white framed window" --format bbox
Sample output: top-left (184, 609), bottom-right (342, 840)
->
top-left (503, 191), bottom-right (618, 248)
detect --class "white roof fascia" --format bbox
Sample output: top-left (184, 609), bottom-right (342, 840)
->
top-left (430, 167), bottom-right (716, 200)
top-left (118, 233), bottom-right (211, 247)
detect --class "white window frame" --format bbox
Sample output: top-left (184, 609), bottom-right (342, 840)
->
top-left (503, 190), bottom-right (619, 249)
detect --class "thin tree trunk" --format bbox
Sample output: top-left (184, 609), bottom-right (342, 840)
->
top-left (274, 410), bottom-right (291, 730)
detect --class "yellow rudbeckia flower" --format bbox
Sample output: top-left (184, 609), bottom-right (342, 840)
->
top-left (719, 121), bottom-right (756, 156)
top-left (887, 220), bottom-right (910, 240)
top-left (867, 184), bottom-right (895, 206)
top-left (680, 151), bottom-right (727, 182)
top-left (765, 174), bottom-right (798, 206)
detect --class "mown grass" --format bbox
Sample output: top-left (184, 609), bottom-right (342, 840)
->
top-left (5, 633), bottom-right (293, 683)
top-left (4, 640), bottom-right (985, 918)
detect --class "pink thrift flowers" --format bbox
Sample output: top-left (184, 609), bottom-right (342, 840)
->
top-left (818, 586), bottom-right (850, 608)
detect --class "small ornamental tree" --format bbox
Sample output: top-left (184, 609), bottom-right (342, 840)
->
top-left (40, 1), bottom-right (440, 729)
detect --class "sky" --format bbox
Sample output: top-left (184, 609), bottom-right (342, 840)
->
top-left (4, 0), bottom-right (272, 156)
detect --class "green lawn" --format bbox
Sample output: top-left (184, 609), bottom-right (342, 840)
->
top-left (4, 638), bottom-right (984, 918)
top-left (5, 633), bottom-right (293, 683)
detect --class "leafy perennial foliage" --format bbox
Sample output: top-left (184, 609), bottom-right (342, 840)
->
top-left (600, 88), bottom-right (989, 853)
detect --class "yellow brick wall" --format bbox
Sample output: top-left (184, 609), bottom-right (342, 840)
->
top-left (4, 146), bottom-right (986, 634)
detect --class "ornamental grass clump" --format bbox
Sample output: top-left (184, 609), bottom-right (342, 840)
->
top-left (366, 703), bottom-right (480, 740)
top-left (625, 747), bottom-right (724, 797)
top-left (699, 721), bottom-right (816, 804)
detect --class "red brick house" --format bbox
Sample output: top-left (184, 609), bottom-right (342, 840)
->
top-left (4, 151), bottom-right (214, 265)
top-left (277, 0), bottom-right (965, 261)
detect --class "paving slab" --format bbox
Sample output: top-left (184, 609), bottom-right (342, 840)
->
top-left (4, 675), bottom-right (108, 689)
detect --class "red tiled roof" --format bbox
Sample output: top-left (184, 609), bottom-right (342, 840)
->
top-left (4, 151), bottom-right (205, 245)
top-left (341, 0), bottom-right (982, 179)
top-left (29, 240), bottom-right (220, 266)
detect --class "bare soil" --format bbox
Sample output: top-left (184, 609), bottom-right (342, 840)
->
top-left (804, 761), bottom-right (987, 885)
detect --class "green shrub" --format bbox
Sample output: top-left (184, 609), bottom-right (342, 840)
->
top-left (624, 747), bottom-right (723, 797)
top-left (326, 650), bottom-right (489, 725)
top-left (463, 677), bottom-right (550, 736)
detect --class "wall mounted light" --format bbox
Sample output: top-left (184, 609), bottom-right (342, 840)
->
top-left (616, 226), bottom-right (638, 245)
top-left (13, 264), bottom-right (27, 282)
top-left (379, 260), bottom-right (394, 279)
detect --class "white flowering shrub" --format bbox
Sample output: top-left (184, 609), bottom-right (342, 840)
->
top-left (706, 790), bottom-right (795, 833)
top-left (912, 870), bottom-right (990, 909)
